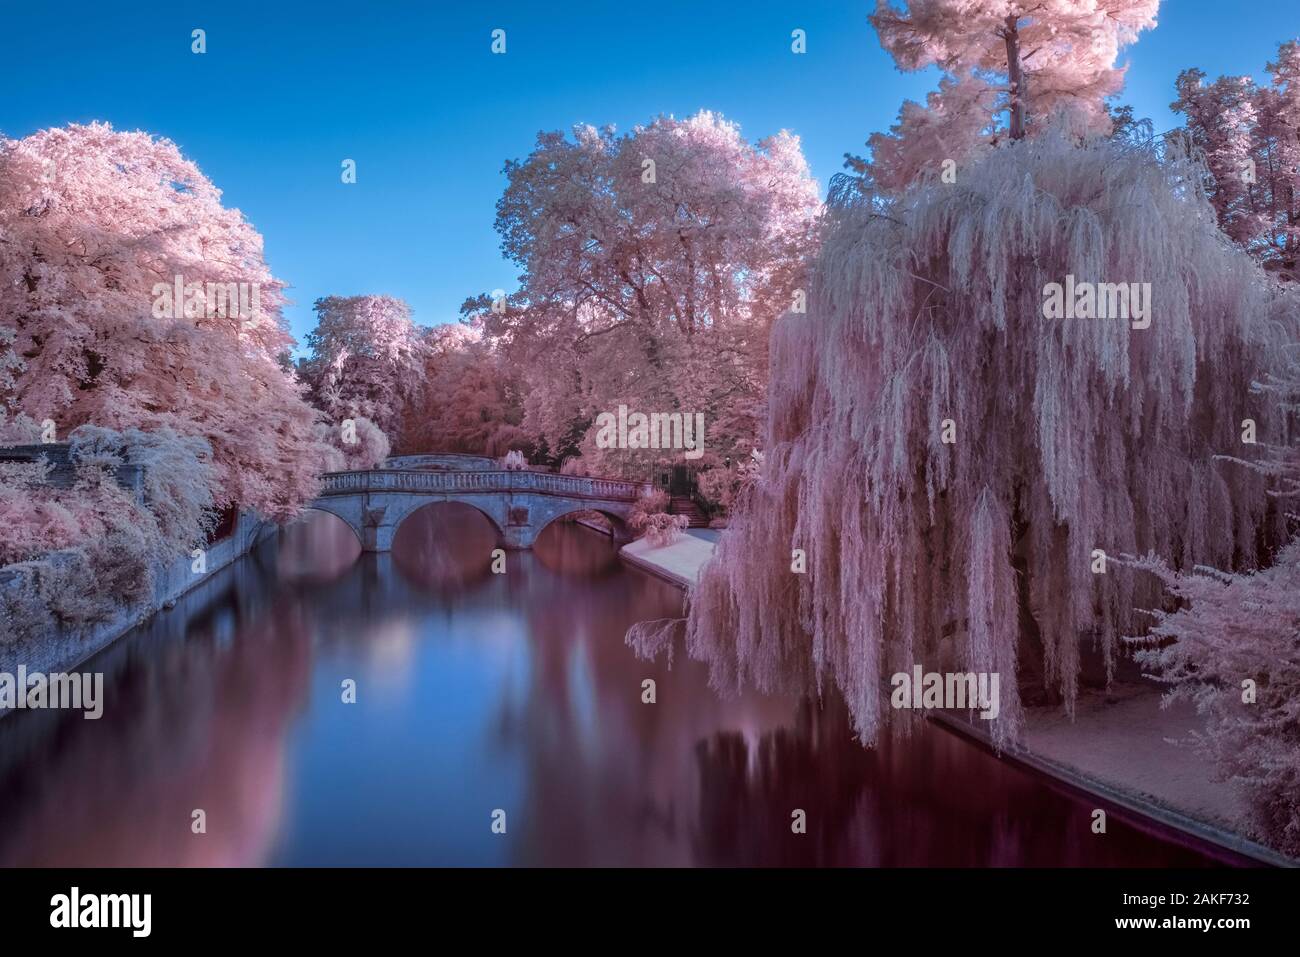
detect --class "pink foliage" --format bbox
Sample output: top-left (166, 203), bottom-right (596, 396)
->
top-left (695, 449), bottom-right (763, 511)
top-left (397, 323), bottom-right (529, 457)
top-left (315, 415), bottom-right (390, 472)
top-left (853, 73), bottom-right (998, 192)
top-left (1, 474), bottom-right (159, 637)
top-left (0, 329), bottom-right (25, 409)
top-left (631, 488), bottom-right (671, 516)
top-left (0, 427), bottom-right (214, 569)
top-left (1124, 542), bottom-right (1300, 854)
top-left (0, 460), bottom-right (112, 567)
top-left (629, 489), bottom-right (689, 547)
top-left (854, 0), bottom-right (1159, 188)
top-left (0, 409), bottom-right (43, 444)
top-left (68, 424), bottom-right (215, 551)
top-left (1, 426), bottom-right (217, 646)
top-left (631, 512), bottom-right (691, 548)
top-left (467, 111), bottom-right (820, 471)
top-left (1172, 41), bottom-right (1300, 281)
top-left (0, 123), bottom-right (328, 521)
top-left (681, 132), bottom-right (1293, 749)
top-left (559, 456), bottom-right (590, 476)
top-left (299, 295), bottom-right (427, 440)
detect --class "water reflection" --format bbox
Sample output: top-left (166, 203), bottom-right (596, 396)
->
top-left (687, 699), bottom-right (1218, 867)
top-left (393, 502), bottom-right (497, 593)
top-left (533, 517), bottom-right (622, 577)
top-left (0, 514), bottom-right (1247, 867)
top-left (0, 589), bottom-right (311, 866)
top-left (277, 508), bottom-right (361, 584)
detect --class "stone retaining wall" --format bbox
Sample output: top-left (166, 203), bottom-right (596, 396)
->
top-left (0, 512), bottom-right (276, 682)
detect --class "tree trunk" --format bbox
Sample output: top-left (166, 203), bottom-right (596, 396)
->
top-left (1004, 16), bottom-right (1026, 141)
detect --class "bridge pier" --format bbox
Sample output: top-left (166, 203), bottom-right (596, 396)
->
top-left (501, 526), bottom-right (531, 550)
top-left (362, 523), bottom-right (398, 553)
top-left (350, 504), bottom-right (392, 553)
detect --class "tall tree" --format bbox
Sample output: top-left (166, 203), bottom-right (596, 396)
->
top-left (298, 294), bottom-right (427, 441)
top-left (397, 323), bottom-right (530, 457)
top-left (466, 111), bottom-right (820, 473)
top-left (678, 133), bottom-right (1290, 749)
top-left (852, 0), bottom-right (1160, 189)
top-left (1172, 41), bottom-right (1300, 281)
top-left (0, 123), bottom-right (328, 520)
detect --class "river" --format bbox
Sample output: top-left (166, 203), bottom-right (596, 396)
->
top-left (0, 507), bottom-right (1244, 866)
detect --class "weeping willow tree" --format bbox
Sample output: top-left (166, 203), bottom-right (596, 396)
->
top-left (655, 131), bottom-right (1294, 748)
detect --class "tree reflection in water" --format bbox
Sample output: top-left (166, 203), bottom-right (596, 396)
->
top-left (0, 516), bottom-right (1248, 867)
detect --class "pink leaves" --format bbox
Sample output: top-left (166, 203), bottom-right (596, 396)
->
top-left (299, 295), bottom-right (425, 443)
top-left (685, 131), bottom-right (1286, 751)
top-left (471, 110), bottom-right (819, 473)
top-left (1125, 543), bottom-right (1300, 853)
top-left (628, 489), bottom-right (691, 548)
top-left (1173, 41), bottom-right (1300, 281)
top-left (857, 1), bottom-right (1159, 190)
top-left (0, 122), bottom-right (327, 522)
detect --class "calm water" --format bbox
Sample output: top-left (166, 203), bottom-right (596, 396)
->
top-left (0, 508), bottom-right (1243, 867)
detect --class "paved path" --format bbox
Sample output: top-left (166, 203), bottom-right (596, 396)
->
top-left (619, 533), bottom-right (716, 588)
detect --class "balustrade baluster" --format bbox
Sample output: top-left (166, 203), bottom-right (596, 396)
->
top-left (317, 465), bottom-right (644, 506)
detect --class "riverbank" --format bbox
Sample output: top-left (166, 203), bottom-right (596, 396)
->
top-left (619, 532), bottom-right (717, 588)
top-left (619, 530), bottom-right (1296, 866)
top-left (0, 513), bottom-right (276, 685)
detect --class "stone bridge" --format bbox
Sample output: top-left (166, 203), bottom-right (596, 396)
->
top-left (310, 456), bottom-right (653, 551)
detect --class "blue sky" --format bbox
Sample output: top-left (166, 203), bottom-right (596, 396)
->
top-left (2, 1), bottom-right (1296, 351)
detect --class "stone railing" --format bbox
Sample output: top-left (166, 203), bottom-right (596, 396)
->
top-left (0, 442), bottom-right (143, 501)
top-left (380, 453), bottom-right (498, 472)
top-left (320, 468), bottom-right (652, 502)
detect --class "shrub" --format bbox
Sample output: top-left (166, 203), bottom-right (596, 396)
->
top-left (314, 415), bottom-right (390, 472)
top-left (1124, 543), bottom-right (1300, 856)
top-left (559, 456), bottom-right (589, 476)
top-left (629, 489), bottom-right (689, 547)
top-left (0, 426), bottom-right (217, 647)
top-left (69, 425), bottom-right (216, 555)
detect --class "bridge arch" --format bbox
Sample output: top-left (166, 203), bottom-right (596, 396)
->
top-left (390, 499), bottom-right (507, 550)
top-left (298, 501), bottom-right (365, 548)
top-left (277, 507), bottom-right (364, 581)
top-left (531, 505), bottom-right (632, 549)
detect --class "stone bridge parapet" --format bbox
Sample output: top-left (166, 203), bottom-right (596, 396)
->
top-left (310, 468), bottom-right (653, 551)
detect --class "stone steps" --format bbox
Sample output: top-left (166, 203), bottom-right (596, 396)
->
top-left (668, 495), bottom-right (709, 528)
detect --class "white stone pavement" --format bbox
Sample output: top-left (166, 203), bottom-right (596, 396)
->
top-left (618, 532), bottom-right (716, 588)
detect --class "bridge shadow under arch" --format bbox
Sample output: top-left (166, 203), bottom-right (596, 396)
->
top-left (391, 501), bottom-right (501, 592)
top-left (532, 511), bottom-right (627, 577)
top-left (390, 499), bottom-right (506, 549)
top-left (277, 508), bottom-right (363, 584)
top-left (534, 507), bottom-right (628, 542)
